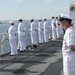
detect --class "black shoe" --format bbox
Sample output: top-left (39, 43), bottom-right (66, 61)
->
top-left (19, 50), bottom-right (24, 52)
top-left (10, 54), bottom-right (16, 56)
top-left (26, 46), bottom-right (28, 49)
top-left (17, 49), bottom-right (20, 51)
top-left (33, 45), bottom-right (37, 50)
top-left (24, 50), bottom-right (27, 51)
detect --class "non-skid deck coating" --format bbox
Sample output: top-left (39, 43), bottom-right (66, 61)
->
top-left (0, 40), bottom-right (63, 75)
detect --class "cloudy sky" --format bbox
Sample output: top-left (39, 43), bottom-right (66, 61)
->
top-left (0, 0), bottom-right (71, 20)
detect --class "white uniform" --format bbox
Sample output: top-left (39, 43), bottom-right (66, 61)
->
top-left (56, 20), bottom-right (60, 38)
top-left (48, 26), bottom-right (52, 39)
top-left (38, 21), bottom-right (44, 43)
top-left (31, 22), bottom-right (38, 44)
top-left (18, 22), bottom-right (26, 51)
top-left (8, 26), bottom-right (18, 55)
top-left (51, 19), bottom-right (56, 40)
top-left (62, 26), bottom-right (75, 75)
top-left (43, 21), bottom-right (49, 42)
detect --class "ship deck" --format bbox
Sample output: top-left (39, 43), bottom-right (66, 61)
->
top-left (0, 39), bottom-right (63, 75)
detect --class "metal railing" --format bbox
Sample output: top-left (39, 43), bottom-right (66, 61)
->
top-left (0, 31), bottom-right (31, 56)
top-left (0, 33), bottom-right (10, 55)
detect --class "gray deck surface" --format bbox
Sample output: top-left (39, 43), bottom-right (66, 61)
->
top-left (0, 40), bottom-right (63, 75)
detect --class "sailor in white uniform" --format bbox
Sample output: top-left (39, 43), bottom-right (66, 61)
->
top-left (56, 17), bottom-right (60, 38)
top-left (51, 17), bottom-right (56, 40)
top-left (30, 19), bottom-right (38, 49)
top-left (59, 13), bottom-right (75, 75)
top-left (18, 19), bottom-right (26, 51)
top-left (43, 19), bottom-right (49, 42)
top-left (38, 19), bottom-right (44, 43)
top-left (8, 21), bottom-right (18, 55)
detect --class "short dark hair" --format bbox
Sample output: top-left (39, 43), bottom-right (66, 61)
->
top-left (31, 19), bottom-right (34, 22)
top-left (18, 19), bottom-right (23, 22)
top-left (56, 17), bottom-right (58, 19)
top-left (10, 23), bottom-right (14, 25)
top-left (44, 18), bottom-right (47, 21)
top-left (52, 17), bottom-right (54, 19)
top-left (38, 19), bottom-right (41, 22)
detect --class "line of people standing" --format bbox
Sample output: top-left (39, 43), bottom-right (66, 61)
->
top-left (8, 18), bottom-right (61, 56)
top-left (51, 17), bottom-right (61, 40)
top-left (8, 19), bottom-right (27, 56)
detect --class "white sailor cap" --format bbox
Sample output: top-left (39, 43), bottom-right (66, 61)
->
top-left (59, 13), bottom-right (73, 21)
top-left (9, 21), bottom-right (14, 24)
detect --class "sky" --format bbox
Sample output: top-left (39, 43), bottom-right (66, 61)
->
top-left (0, 0), bottom-right (71, 20)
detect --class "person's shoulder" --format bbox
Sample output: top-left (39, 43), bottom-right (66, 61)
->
top-left (66, 27), bottom-right (75, 35)
top-left (44, 21), bottom-right (46, 23)
top-left (40, 22), bottom-right (43, 25)
top-left (18, 23), bottom-right (21, 27)
top-left (31, 22), bottom-right (34, 24)
top-left (11, 26), bottom-right (16, 29)
top-left (11, 26), bottom-right (14, 28)
top-left (52, 19), bottom-right (55, 22)
top-left (38, 22), bottom-right (41, 25)
top-left (31, 22), bottom-right (34, 26)
top-left (9, 26), bottom-right (14, 30)
top-left (19, 22), bottom-right (25, 26)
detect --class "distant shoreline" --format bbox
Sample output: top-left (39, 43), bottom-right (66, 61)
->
top-left (0, 22), bottom-right (5, 24)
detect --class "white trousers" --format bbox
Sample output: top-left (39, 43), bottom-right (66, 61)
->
top-left (9, 38), bottom-right (18, 55)
top-left (52, 27), bottom-right (56, 40)
top-left (38, 30), bottom-right (44, 43)
top-left (63, 54), bottom-right (75, 75)
top-left (44, 30), bottom-right (49, 42)
top-left (31, 31), bottom-right (38, 44)
top-left (56, 26), bottom-right (60, 38)
top-left (18, 35), bottom-right (26, 51)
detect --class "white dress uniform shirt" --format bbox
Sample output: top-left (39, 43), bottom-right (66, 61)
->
top-left (38, 21), bottom-right (44, 43)
top-left (8, 26), bottom-right (17, 39)
top-left (8, 25), bottom-right (18, 55)
top-left (43, 21), bottom-right (49, 42)
top-left (18, 22), bottom-right (26, 51)
top-left (56, 20), bottom-right (60, 38)
top-left (31, 22), bottom-right (38, 44)
top-left (62, 26), bottom-right (75, 75)
top-left (51, 19), bottom-right (56, 40)
top-left (18, 22), bottom-right (25, 36)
